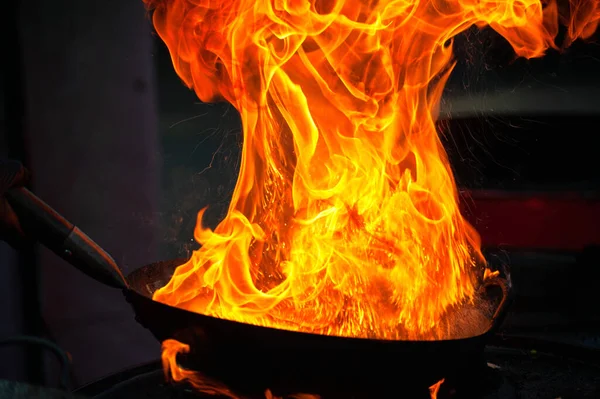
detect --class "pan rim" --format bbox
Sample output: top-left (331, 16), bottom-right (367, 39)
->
top-left (126, 258), bottom-right (503, 344)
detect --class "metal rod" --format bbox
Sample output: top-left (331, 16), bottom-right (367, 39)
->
top-left (6, 187), bottom-right (129, 290)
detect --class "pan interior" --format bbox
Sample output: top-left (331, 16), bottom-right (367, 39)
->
top-left (126, 259), bottom-right (501, 340)
top-left (127, 258), bottom-right (183, 298)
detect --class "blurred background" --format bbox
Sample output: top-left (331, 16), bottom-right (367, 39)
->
top-left (0, 0), bottom-right (599, 392)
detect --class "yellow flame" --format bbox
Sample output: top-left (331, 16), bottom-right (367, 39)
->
top-left (145, 0), bottom-right (599, 341)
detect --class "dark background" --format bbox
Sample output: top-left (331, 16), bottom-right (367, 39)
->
top-left (0, 0), bottom-right (599, 390)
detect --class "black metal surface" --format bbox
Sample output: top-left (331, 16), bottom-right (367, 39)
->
top-left (122, 259), bottom-right (510, 398)
top-left (74, 340), bottom-right (600, 399)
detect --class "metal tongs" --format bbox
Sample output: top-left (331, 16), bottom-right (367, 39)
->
top-left (6, 187), bottom-right (128, 289)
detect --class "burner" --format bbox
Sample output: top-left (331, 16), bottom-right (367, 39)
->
top-left (76, 340), bottom-right (600, 399)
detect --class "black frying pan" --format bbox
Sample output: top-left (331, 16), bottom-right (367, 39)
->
top-left (7, 187), bottom-right (512, 398)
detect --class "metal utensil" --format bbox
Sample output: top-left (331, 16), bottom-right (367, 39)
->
top-left (6, 187), bottom-right (128, 289)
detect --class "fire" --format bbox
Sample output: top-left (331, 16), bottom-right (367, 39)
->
top-left (146, 0), bottom-right (600, 339)
top-left (144, 0), bottom-right (599, 340)
top-left (429, 379), bottom-right (444, 399)
top-left (144, 0), bottom-right (599, 341)
top-left (143, 0), bottom-right (600, 394)
top-left (161, 339), bottom-right (240, 398)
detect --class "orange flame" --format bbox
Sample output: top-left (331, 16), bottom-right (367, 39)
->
top-left (429, 379), bottom-right (444, 399)
top-left (161, 339), bottom-right (240, 398)
top-left (145, 0), bottom-right (599, 340)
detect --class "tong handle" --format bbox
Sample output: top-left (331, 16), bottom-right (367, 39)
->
top-left (6, 187), bottom-right (128, 289)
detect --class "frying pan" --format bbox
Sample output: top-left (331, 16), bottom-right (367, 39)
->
top-left (7, 187), bottom-right (512, 398)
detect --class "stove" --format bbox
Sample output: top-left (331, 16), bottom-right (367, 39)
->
top-left (75, 335), bottom-right (600, 399)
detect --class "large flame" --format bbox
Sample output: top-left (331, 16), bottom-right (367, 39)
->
top-left (145, 0), bottom-right (599, 340)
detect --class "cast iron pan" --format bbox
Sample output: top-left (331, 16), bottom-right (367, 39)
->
top-left (7, 187), bottom-right (512, 398)
top-left (124, 259), bottom-right (510, 397)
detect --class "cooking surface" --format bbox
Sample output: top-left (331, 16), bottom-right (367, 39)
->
top-left (75, 342), bottom-right (600, 399)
